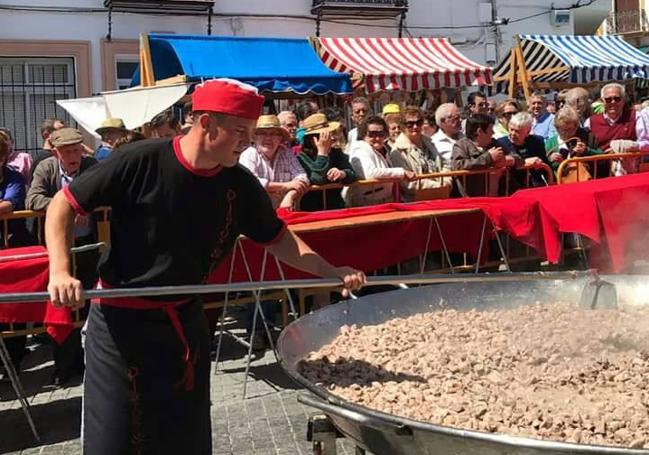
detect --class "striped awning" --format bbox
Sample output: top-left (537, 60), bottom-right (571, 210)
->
top-left (314, 37), bottom-right (492, 93)
top-left (492, 34), bottom-right (649, 93)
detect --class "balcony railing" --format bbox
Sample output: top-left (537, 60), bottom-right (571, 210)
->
top-left (103, 0), bottom-right (215, 14)
top-left (606, 9), bottom-right (649, 35)
top-left (311, 0), bottom-right (408, 17)
top-left (103, 0), bottom-right (215, 39)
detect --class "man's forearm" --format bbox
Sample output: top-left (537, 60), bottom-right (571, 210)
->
top-left (45, 191), bottom-right (76, 276)
top-left (266, 229), bottom-right (338, 277)
top-left (266, 182), bottom-right (287, 194)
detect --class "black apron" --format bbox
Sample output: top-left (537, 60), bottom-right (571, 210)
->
top-left (83, 299), bottom-right (211, 454)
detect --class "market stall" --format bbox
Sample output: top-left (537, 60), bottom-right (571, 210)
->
top-left (311, 36), bottom-right (491, 106)
top-left (136, 33), bottom-right (352, 96)
top-left (492, 34), bottom-right (649, 101)
top-left (313, 37), bottom-right (491, 93)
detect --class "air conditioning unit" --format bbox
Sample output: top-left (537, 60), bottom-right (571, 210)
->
top-left (551, 9), bottom-right (571, 27)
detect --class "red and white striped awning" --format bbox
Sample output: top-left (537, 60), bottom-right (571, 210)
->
top-left (314, 37), bottom-right (492, 93)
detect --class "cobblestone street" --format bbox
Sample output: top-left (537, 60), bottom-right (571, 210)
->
top-left (0, 329), bottom-right (357, 455)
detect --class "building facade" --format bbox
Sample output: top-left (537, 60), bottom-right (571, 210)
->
top-left (598, 0), bottom-right (649, 45)
top-left (0, 0), bottom-right (603, 151)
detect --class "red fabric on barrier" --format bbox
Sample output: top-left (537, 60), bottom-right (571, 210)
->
top-left (2, 173), bottom-right (648, 335)
top-left (508, 173), bottom-right (649, 270)
top-left (0, 246), bottom-right (73, 343)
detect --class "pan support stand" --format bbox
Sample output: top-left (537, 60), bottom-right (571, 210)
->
top-left (308, 414), bottom-right (364, 455)
top-left (213, 236), bottom-right (299, 399)
top-left (0, 335), bottom-right (40, 442)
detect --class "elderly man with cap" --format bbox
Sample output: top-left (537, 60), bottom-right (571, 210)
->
top-left (239, 114), bottom-right (310, 209)
top-left (44, 78), bottom-right (365, 454)
top-left (27, 128), bottom-right (98, 386)
top-left (95, 117), bottom-right (128, 161)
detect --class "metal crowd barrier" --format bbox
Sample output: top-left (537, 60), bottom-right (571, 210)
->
top-left (556, 151), bottom-right (649, 184)
top-left (296, 163), bottom-right (554, 210)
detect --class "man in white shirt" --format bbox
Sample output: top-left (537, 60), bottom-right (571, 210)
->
top-left (346, 97), bottom-right (371, 147)
top-left (432, 103), bottom-right (464, 165)
top-left (239, 115), bottom-right (309, 209)
top-left (277, 110), bottom-right (298, 146)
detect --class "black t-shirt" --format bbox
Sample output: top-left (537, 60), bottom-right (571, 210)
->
top-left (65, 137), bottom-right (285, 290)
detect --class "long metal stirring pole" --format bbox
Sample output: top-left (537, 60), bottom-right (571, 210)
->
top-left (0, 271), bottom-right (587, 304)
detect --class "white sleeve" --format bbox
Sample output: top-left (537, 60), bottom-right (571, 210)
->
top-left (350, 142), bottom-right (405, 180)
top-left (239, 148), bottom-right (269, 188)
top-left (635, 108), bottom-right (649, 151)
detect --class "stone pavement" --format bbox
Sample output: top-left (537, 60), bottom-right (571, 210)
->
top-left (0, 328), bottom-right (359, 455)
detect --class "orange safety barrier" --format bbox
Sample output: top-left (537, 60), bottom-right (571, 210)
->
top-left (557, 151), bottom-right (649, 184)
top-left (296, 163), bottom-right (554, 210)
top-left (0, 207), bottom-right (112, 248)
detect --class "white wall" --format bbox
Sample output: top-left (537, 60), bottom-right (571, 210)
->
top-left (0, 0), bottom-right (585, 93)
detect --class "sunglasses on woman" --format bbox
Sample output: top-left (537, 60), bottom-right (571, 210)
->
top-left (404, 119), bottom-right (424, 129)
top-left (366, 130), bottom-right (386, 138)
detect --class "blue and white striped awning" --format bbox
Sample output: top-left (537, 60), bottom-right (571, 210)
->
top-left (492, 34), bottom-right (649, 93)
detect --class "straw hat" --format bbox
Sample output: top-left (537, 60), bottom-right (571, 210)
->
top-left (255, 115), bottom-right (290, 142)
top-left (95, 118), bottom-right (127, 135)
top-left (302, 113), bottom-right (341, 136)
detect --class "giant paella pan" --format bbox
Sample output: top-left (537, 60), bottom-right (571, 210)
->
top-left (278, 275), bottom-right (649, 455)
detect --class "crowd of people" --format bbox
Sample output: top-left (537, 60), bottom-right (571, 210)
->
top-left (1, 81), bottom-right (648, 386)
top-left (234, 82), bottom-right (649, 207)
top-left (3, 83), bottom-right (646, 236)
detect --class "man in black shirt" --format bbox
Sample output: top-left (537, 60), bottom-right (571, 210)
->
top-left (44, 79), bottom-right (365, 455)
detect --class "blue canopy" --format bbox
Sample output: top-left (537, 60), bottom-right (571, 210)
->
top-left (138, 34), bottom-right (352, 95)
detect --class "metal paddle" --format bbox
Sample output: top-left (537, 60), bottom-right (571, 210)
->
top-left (0, 270), bottom-right (607, 304)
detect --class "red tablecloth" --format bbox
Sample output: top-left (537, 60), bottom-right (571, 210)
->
top-left (0, 246), bottom-right (73, 343)
top-left (2, 173), bottom-right (648, 338)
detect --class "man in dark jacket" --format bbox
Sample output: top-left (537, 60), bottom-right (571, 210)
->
top-left (451, 113), bottom-right (521, 196)
top-left (27, 128), bottom-right (99, 386)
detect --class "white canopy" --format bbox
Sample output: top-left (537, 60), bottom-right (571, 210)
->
top-left (56, 82), bottom-right (190, 136)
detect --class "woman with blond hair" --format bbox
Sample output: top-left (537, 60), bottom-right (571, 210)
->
top-left (492, 99), bottom-right (521, 139)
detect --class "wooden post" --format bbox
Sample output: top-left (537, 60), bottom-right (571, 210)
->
top-left (514, 36), bottom-right (532, 103)
top-left (508, 47), bottom-right (517, 98)
top-left (139, 33), bottom-right (155, 87)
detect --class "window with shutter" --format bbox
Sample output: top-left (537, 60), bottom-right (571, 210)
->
top-left (0, 57), bottom-right (77, 153)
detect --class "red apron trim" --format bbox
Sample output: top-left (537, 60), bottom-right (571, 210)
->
top-left (163, 306), bottom-right (197, 392)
